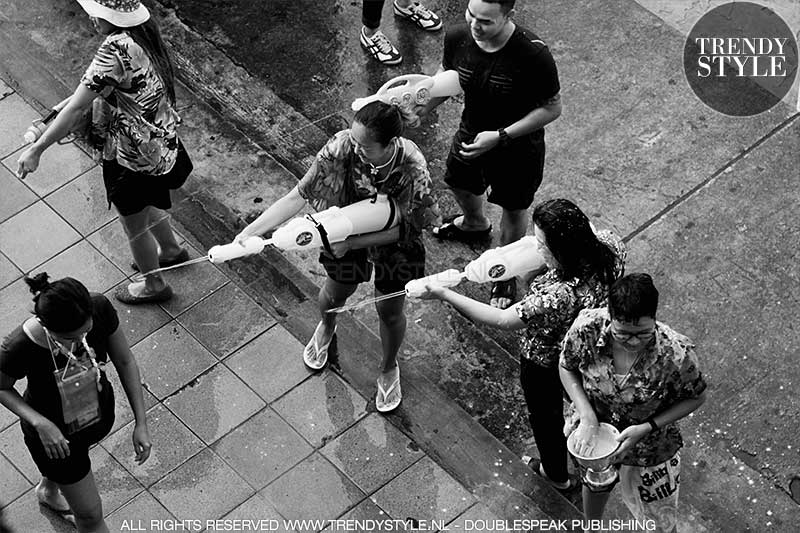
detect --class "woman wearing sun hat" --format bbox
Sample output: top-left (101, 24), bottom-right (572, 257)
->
top-left (17, 0), bottom-right (191, 305)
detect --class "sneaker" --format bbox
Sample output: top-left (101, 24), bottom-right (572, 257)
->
top-left (393, 1), bottom-right (443, 31)
top-left (360, 27), bottom-right (402, 65)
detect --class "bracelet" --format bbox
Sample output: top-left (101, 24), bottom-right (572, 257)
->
top-left (646, 417), bottom-right (658, 432)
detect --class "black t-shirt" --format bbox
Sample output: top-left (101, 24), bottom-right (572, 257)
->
top-left (443, 24), bottom-right (560, 137)
top-left (0, 294), bottom-right (119, 429)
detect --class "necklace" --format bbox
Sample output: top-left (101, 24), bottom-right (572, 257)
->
top-left (368, 140), bottom-right (398, 177)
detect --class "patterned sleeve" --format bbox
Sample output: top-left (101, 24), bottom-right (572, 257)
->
top-left (559, 310), bottom-right (589, 371)
top-left (391, 142), bottom-right (439, 241)
top-left (81, 36), bottom-right (126, 96)
top-left (595, 229), bottom-right (626, 279)
top-left (297, 131), bottom-right (351, 211)
top-left (515, 281), bottom-right (575, 325)
top-left (667, 337), bottom-right (708, 401)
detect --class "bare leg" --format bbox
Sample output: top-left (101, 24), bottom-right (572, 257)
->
top-left (316, 277), bottom-right (359, 345)
top-left (118, 207), bottom-right (168, 294)
top-left (147, 208), bottom-right (183, 260)
top-left (375, 290), bottom-right (406, 389)
top-left (449, 186), bottom-right (491, 231)
top-left (58, 471), bottom-right (109, 533)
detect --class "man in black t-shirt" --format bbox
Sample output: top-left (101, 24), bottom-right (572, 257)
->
top-left (422, 0), bottom-right (561, 309)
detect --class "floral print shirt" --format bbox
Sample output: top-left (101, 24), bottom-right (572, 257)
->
top-left (297, 130), bottom-right (439, 260)
top-left (81, 32), bottom-right (180, 175)
top-left (514, 230), bottom-right (625, 367)
top-left (560, 308), bottom-right (708, 466)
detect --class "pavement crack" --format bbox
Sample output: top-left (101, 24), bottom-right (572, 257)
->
top-left (623, 112), bottom-right (799, 244)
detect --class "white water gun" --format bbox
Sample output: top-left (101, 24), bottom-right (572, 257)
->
top-left (207, 194), bottom-right (400, 263)
top-left (351, 70), bottom-right (462, 111)
top-left (404, 236), bottom-right (545, 297)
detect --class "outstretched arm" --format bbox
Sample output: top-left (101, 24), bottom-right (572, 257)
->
top-left (236, 186), bottom-right (307, 243)
top-left (418, 286), bottom-right (525, 330)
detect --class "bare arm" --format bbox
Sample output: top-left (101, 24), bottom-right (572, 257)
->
top-left (422, 287), bottom-right (525, 330)
top-left (236, 186), bottom-right (307, 242)
top-left (17, 84), bottom-right (98, 179)
top-left (106, 327), bottom-right (152, 464)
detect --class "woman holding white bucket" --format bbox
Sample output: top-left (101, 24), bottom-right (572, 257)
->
top-left (236, 101), bottom-right (438, 412)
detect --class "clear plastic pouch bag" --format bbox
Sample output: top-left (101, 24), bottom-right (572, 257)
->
top-left (55, 359), bottom-right (102, 436)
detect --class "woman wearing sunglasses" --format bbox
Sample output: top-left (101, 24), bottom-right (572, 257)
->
top-left (0, 273), bottom-right (150, 533)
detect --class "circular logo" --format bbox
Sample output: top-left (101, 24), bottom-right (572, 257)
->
top-left (488, 265), bottom-right (506, 279)
top-left (295, 232), bottom-right (313, 247)
top-left (683, 2), bottom-right (798, 116)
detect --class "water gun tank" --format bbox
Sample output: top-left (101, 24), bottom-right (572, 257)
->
top-left (463, 236), bottom-right (545, 283)
top-left (351, 71), bottom-right (462, 111)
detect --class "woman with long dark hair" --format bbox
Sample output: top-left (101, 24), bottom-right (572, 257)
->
top-left (0, 273), bottom-right (150, 532)
top-left (236, 100), bottom-right (439, 412)
top-left (418, 198), bottom-right (625, 491)
top-left (17, 0), bottom-right (190, 305)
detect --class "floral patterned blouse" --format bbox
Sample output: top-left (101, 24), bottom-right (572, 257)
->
top-left (81, 32), bottom-right (180, 175)
top-left (297, 130), bottom-right (439, 261)
top-left (514, 230), bottom-right (625, 367)
top-left (560, 308), bottom-right (708, 466)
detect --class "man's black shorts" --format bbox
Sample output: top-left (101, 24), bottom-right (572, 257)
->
top-left (444, 128), bottom-right (545, 211)
top-left (319, 243), bottom-right (425, 294)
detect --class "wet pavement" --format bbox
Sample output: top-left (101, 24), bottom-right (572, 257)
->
top-left (1, 0), bottom-right (800, 531)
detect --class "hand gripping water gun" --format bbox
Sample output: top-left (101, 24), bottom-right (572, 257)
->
top-left (404, 236), bottom-right (545, 297)
top-left (351, 70), bottom-right (462, 111)
top-left (206, 194), bottom-right (400, 263)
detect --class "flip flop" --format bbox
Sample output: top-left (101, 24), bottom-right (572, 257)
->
top-left (432, 215), bottom-right (492, 243)
top-left (37, 498), bottom-right (71, 515)
top-left (490, 278), bottom-right (517, 309)
top-left (376, 367), bottom-right (402, 413)
top-left (131, 248), bottom-right (190, 272)
top-left (303, 322), bottom-right (337, 370)
top-left (113, 284), bottom-right (173, 305)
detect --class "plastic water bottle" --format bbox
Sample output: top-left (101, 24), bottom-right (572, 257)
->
top-left (23, 120), bottom-right (48, 144)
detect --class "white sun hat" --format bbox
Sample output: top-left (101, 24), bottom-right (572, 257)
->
top-left (76, 0), bottom-right (150, 28)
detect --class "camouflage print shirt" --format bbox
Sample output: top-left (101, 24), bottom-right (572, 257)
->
top-left (297, 130), bottom-right (439, 260)
top-left (514, 230), bottom-right (625, 367)
top-left (560, 308), bottom-right (708, 466)
top-left (81, 32), bottom-right (180, 175)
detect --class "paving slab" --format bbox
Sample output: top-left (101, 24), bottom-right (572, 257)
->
top-left (371, 455), bottom-right (475, 527)
top-left (0, 487), bottom-right (75, 533)
top-left (0, 423), bottom-right (39, 484)
top-left (105, 490), bottom-right (176, 532)
top-left (156, 242), bottom-right (229, 317)
top-left (88, 444), bottom-right (144, 516)
top-left (0, 77), bottom-right (12, 98)
top-left (446, 503), bottom-right (503, 530)
top-left (0, 163), bottom-right (36, 224)
top-left (177, 282), bottom-right (276, 359)
top-left (105, 280), bottom-right (173, 346)
top-left (263, 452), bottom-right (365, 524)
top-left (45, 165), bottom-right (115, 236)
top-left (0, 200), bottom-right (80, 272)
top-left (272, 372), bottom-right (369, 448)
top-left (0, 92), bottom-right (39, 159)
top-left (0, 278), bottom-right (34, 341)
top-left (2, 142), bottom-right (95, 197)
top-left (0, 452), bottom-right (30, 507)
top-left (149, 447), bottom-right (253, 523)
top-left (320, 413), bottom-right (425, 494)
top-left (101, 404), bottom-right (204, 488)
top-left (131, 321), bottom-right (218, 401)
top-left (164, 363), bottom-right (266, 444)
top-left (223, 491), bottom-right (293, 532)
top-left (320, 498), bottom-right (392, 531)
top-left (212, 408), bottom-right (313, 491)
top-left (225, 327), bottom-right (311, 404)
top-left (86, 219), bottom-right (138, 276)
top-left (36, 239), bottom-right (126, 294)
top-left (0, 251), bottom-right (21, 290)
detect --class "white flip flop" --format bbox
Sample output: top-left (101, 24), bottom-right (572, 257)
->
top-left (376, 366), bottom-right (402, 412)
top-left (303, 322), bottom-right (336, 370)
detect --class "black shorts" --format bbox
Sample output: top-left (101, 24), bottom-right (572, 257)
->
top-left (21, 381), bottom-right (115, 485)
top-left (102, 159), bottom-right (173, 216)
top-left (444, 128), bottom-right (545, 211)
top-left (319, 243), bottom-right (425, 294)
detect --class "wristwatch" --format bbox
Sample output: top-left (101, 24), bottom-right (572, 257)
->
top-left (497, 128), bottom-right (511, 147)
